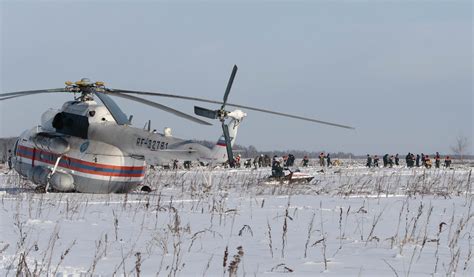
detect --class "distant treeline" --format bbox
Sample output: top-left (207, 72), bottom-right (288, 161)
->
top-left (191, 140), bottom-right (474, 160)
top-left (191, 140), bottom-right (354, 158)
top-left (1, 137), bottom-right (472, 162)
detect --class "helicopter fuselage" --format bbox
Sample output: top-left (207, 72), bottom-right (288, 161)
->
top-left (11, 99), bottom-right (241, 193)
top-left (2, 74), bottom-right (353, 193)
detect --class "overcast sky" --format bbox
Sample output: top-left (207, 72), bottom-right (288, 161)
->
top-left (1, 0), bottom-right (472, 155)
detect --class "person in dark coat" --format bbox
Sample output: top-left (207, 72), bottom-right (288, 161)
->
top-left (406, 153), bottom-right (415, 167)
top-left (173, 159), bottom-right (179, 170)
top-left (435, 152), bottom-right (441, 168)
top-left (286, 154), bottom-right (295, 167)
top-left (416, 154), bottom-right (420, 167)
top-left (302, 156), bottom-right (309, 167)
top-left (395, 154), bottom-right (400, 166)
top-left (7, 150), bottom-right (12, 170)
top-left (258, 155), bottom-right (263, 167)
top-left (326, 153), bottom-right (331, 167)
top-left (421, 153), bottom-right (426, 167)
top-left (383, 154), bottom-right (389, 167)
top-left (366, 154), bottom-right (372, 168)
top-left (264, 155), bottom-right (271, 167)
top-left (388, 155), bottom-right (394, 168)
top-left (272, 156), bottom-right (284, 177)
top-left (444, 156), bottom-right (452, 168)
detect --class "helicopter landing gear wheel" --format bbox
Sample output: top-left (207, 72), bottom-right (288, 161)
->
top-left (140, 185), bottom-right (152, 193)
top-left (35, 185), bottom-right (47, 193)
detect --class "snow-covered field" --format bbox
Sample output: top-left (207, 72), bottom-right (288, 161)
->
top-left (0, 163), bottom-right (473, 276)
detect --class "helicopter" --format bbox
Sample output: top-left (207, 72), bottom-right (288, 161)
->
top-left (0, 65), bottom-right (354, 193)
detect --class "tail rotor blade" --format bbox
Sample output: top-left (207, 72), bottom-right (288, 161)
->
top-left (222, 65), bottom-right (238, 109)
top-left (222, 122), bottom-right (235, 168)
top-left (194, 106), bottom-right (218, 119)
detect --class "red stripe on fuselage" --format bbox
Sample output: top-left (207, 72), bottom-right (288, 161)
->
top-left (32, 147), bottom-right (36, 167)
top-left (17, 145), bottom-right (145, 177)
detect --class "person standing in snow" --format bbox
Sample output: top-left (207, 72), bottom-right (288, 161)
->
top-left (425, 155), bottom-right (432, 168)
top-left (395, 154), bottom-right (400, 166)
top-left (383, 154), bottom-right (389, 167)
top-left (435, 152), bottom-right (441, 168)
top-left (373, 155), bottom-right (379, 167)
top-left (444, 156), bottom-right (452, 168)
top-left (7, 150), bottom-right (12, 170)
top-left (258, 155), bottom-right (263, 167)
top-left (416, 154), bottom-right (420, 167)
top-left (405, 153), bottom-right (411, 167)
top-left (319, 152), bottom-right (325, 167)
top-left (264, 155), bottom-right (271, 167)
top-left (302, 156), bottom-right (309, 167)
top-left (272, 156), bottom-right (284, 177)
top-left (326, 153), bottom-right (331, 167)
top-left (366, 154), bottom-right (372, 168)
top-left (172, 159), bottom-right (179, 170)
top-left (235, 154), bottom-right (241, 168)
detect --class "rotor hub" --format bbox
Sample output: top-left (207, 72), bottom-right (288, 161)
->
top-left (64, 78), bottom-right (106, 101)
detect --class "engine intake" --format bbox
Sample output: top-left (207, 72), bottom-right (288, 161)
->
top-left (32, 133), bottom-right (70, 154)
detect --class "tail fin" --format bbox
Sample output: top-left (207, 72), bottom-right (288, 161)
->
top-left (210, 110), bottom-right (246, 162)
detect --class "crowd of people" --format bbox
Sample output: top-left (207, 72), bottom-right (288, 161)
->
top-left (236, 151), bottom-right (455, 170)
top-left (366, 152), bottom-right (452, 169)
top-left (241, 152), bottom-right (335, 170)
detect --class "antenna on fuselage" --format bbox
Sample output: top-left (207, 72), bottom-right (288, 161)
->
top-left (143, 119), bottom-right (152, 132)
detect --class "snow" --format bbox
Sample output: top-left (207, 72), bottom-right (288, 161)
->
top-left (0, 163), bottom-right (473, 276)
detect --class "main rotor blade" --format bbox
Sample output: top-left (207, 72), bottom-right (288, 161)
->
top-left (110, 89), bottom-right (354, 129)
top-left (226, 103), bottom-right (355, 129)
top-left (222, 122), bottom-right (235, 168)
top-left (222, 65), bottom-right (238, 109)
top-left (0, 88), bottom-right (65, 98)
top-left (95, 92), bottom-right (130, 125)
top-left (194, 106), bottom-right (218, 119)
top-left (0, 94), bottom-right (28, 101)
top-left (106, 92), bottom-right (212, 126)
